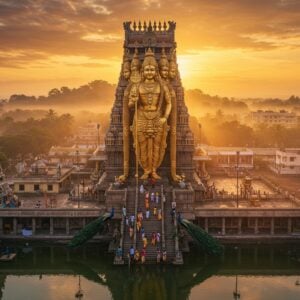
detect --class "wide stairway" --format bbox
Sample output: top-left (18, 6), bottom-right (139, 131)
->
top-left (122, 184), bottom-right (177, 264)
top-left (122, 187), bottom-right (137, 260)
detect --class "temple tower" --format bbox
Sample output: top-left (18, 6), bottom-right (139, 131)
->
top-left (105, 21), bottom-right (195, 182)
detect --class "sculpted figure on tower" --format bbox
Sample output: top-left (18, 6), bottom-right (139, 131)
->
top-left (129, 48), bottom-right (171, 180)
top-left (159, 49), bottom-right (182, 182)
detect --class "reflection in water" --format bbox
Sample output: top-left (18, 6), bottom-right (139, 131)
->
top-left (1, 244), bottom-right (300, 300)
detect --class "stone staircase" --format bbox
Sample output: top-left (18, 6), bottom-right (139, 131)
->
top-left (122, 187), bottom-right (137, 261)
top-left (121, 183), bottom-right (178, 264)
top-left (135, 185), bottom-right (163, 263)
top-left (163, 189), bottom-right (176, 262)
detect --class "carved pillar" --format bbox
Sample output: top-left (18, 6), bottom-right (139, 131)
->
top-left (238, 218), bottom-right (242, 234)
top-left (50, 217), bottom-right (54, 235)
top-left (32, 218), bottom-right (36, 235)
top-left (288, 218), bottom-right (292, 234)
top-left (270, 247), bottom-right (274, 265)
top-left (254, 247), bottom-right (258, 265)
top-left (237, 247), bottom-right (241, 265)
top-left (13, 217), bottom-right (17, 235)
top-left (33, 247), bottom-right (37, 265)
top-left (50, 246), bottom-right (54, 264)
top-left (222, 217), bottom-right (226, 235)
top-left (66, 248), bottom-right (70, 262)
top-left (83, 247), bottom-right (87, 260)
top-left (270, 218), bottom-right (274, 235)
top-left (204, 218), bottom-right (208, 232)
top-left (66, 218), bottom-right (70, 235)
top-left (0, 217), bottom-right (3, 235)
top-left (254, 218), bottom-right (258, 234)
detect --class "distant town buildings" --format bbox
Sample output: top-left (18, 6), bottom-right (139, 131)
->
top-left (48, 146), bottom-right (92, 167)
top-left (195, 145), bottom-right (254, 169)
top-left (250, 110), bottom-right (298, 127)
top-left (13, 160), bottom-right (73, 194)
top-left (271, 148), bottom-right (300, 175)
top-left (75, 122), bottom-right (101, 148)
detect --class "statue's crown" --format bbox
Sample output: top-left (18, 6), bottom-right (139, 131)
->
top-left (159, 48), bottom-right (169, 68)
top-left (143, 48), bottom-right (157, 67)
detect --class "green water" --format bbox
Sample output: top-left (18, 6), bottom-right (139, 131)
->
top-left (1, 243), bottom-right (300, 300)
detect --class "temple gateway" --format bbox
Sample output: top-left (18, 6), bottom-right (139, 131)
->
top-left (97, 21), bottom-right (203, 264)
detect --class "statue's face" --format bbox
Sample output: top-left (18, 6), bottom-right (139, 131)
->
top-left (131, 62), bottom-right (139, 72)
top-left (143, 64), bottom-right (156, 80)
top-left (160, 66), bottom-right (169, 79)
top-left (169, 65), bottom-right (177, 79)
top-left (123, 68), bottom-right (130, 80)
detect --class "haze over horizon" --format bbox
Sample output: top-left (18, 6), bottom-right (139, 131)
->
top-left (1, 0), bottom-right (300, 99)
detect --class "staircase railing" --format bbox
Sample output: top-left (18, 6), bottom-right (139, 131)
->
top-left (161, 184), bottom-right (166, 250)
top-left (133, 184), bottom-right (138, 250)
top-left (120, 188), bottom-right (127, 250)
top-left (172, 189), bottom-right (183, 264)
top-left (114, 188), bottom-right (127, 265)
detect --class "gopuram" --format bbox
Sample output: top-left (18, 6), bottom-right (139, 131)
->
top-left (97, 21), bottom-right (204, 264)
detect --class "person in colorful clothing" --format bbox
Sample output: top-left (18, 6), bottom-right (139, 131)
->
top-left (143, 235), bottom-right (148, 248)
top-left (157, 208), bottom-right (162, 220)
top-left (156, 248), bottom-right (161, 263)
top-left (162, 249), bottom-right (167, 262)
top-left (151, 232), bottom-right (157, 246)
top-left (156, 232), bottom-right (161, 244)
top-left (134, 249), bottom-right (140, 262)
top-left (141, 247), bottom-right (146, 264)
top-left (155, 192), bottom-right (160, 204)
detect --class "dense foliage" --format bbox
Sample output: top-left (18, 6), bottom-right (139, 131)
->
top-left (190, 111), bottom-right (300, 147)
top-left (5, 80), bottom-right (115, 107)
top-left (0, 109), bottom-right (73, 158)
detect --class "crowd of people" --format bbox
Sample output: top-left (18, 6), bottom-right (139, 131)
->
top-left (117, 184), bottom-right (169, 264)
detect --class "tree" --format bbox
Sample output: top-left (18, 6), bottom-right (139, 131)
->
top-left (0, 151), bottom-right (8, 169)
top-left (48, 88), bottom-right (61, 97)
top-left (45, 109), bottom-right (57, 120)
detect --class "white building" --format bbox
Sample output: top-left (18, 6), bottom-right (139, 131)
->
top-left (251, 110), bottom-right (298, 127)
top-left (198, 146), bottom-right (254, 169)
top-left (272, 148), bottom-right (300, 175)
top-left (48, 146), bottom-right (92, 167)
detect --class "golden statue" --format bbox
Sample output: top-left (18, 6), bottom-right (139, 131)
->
top-left (129, 48), bottom-right (171, 180)
top-left (122, 50), bottom-right (131, 80)
top-left (129, 48), bottom-right (141, 84)
top-left (118, 49), bottom-right (141, 182)
top-left (159, 49), bottom-right (182, 181)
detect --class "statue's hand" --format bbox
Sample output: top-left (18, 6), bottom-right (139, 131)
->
top-left (118, 174), bottom-right (127, 182)
top-left (128, 94), bottom-right (138, 107)
top-left (159, 117), bottom-right (167, 125)
top-left (172, 173), bottom-right (182, 182)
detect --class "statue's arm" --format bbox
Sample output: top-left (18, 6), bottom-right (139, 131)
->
top-left (163, 84), bottom-right (172, 119)
top-left (128, 84), bottom-right (139, 108)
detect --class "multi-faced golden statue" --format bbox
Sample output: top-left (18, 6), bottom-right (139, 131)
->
top-left (159, 48), bottom-right (182, 182)
top-left (119, 48), bottom-right (181, 182)
top-left (129, 48), bottom-right (171, 180)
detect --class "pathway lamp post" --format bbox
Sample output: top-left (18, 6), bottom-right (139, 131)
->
top-left (198, 123), bottom-right (202, 146)
top-left (233, 275), bottom-right (241, 299)
top-left (236, 151), bottom-right (240, 208)
top-left (76, 150), bottom-right (80, 208)
top-left (97, 123), bottom-right (101, 147)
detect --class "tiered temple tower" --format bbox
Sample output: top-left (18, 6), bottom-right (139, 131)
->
top-left (105, 21), bottom-right (195, 182)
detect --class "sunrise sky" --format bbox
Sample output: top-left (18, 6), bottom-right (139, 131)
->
top-left (0, 0), bottom-right (300, 99)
